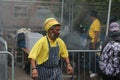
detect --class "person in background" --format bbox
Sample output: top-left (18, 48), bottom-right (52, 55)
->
top-left (88, 10), bottom-right (101, 78)
top-left (17, 32), bottom-right (30, 74)
top-left (100, 22), bottom-right (120, 80)
top-left (28, 18), bottom-right (73, 80)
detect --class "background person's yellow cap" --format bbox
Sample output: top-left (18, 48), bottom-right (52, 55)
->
top-left (43, 18), bottom-right (61, 31)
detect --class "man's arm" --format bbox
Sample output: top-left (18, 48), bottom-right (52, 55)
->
top-left (30, 58), bottom-right (36, 69)
top-left (64, 57), bottom-right (73, 74)
top-left (29, 58), bottom-right (38, 80)
top-left (64, 57), bottom-right (70, 65)
top-left (92, 31), bottom-right (100, 49)
top-left (21, 48), bottom-right (29, 54)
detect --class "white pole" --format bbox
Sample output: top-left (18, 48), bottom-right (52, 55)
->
top-left (106, 0), bottom-right (112, 36)
top-left (61, 0), bottom-right (64, 25)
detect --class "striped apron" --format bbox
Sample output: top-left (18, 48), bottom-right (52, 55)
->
top-left (37, 37), bottom-right (63, 80)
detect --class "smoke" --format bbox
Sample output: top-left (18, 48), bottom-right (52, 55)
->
top-left (60, 30), bottom-right (89, 50)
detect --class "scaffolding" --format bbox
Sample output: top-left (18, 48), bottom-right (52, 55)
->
top-left (0, 0), bottom-right (120, 80)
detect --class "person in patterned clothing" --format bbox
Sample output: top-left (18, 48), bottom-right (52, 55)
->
top-left (100, 22), bottom-right (120, 80)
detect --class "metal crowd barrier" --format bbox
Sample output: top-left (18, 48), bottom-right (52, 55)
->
top-left (61, 50), bottom-right (101, 80)
top-left (0, 51), bottom-right (14, 80)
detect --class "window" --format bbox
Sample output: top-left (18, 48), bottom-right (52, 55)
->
top-left (14, 5), bottom-right (28, 18)
top-left (36, 6), bottom-right (54, 18)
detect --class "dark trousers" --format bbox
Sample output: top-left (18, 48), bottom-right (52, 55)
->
top-left (101, 73), bottom-right (120, 80)
top-left (89, 42), bottom-right (100, 73)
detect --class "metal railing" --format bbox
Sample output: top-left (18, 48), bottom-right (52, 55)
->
top-left (61, 50), bottom-right (101, 80)
top-left (0, 51), bottom-right (14, 80)
top-left (28, 49), bottom-right (101, 80)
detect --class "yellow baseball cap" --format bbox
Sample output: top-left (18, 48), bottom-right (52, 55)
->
top-left (43, 18), bottom-right (61, 31)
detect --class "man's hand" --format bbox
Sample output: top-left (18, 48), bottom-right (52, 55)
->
top-left (32, 69), bottom-right (38, 80)
top-left (66, 63), bottom-right (73, 74)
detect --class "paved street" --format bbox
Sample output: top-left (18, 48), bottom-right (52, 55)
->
top-left (8, 66), bottom-right (32, 80)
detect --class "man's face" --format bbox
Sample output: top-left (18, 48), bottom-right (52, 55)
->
top-left (51, 25), bottom-right (61, 39)
top-left (90, 16), bottom-right (94, 20)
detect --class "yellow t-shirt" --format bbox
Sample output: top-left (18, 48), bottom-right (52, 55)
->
top-left (88, 19), bottom-right (101, 42)
top-left (28, 36), bottom-right (68, 65)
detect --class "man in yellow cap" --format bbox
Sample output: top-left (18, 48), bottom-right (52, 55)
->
top-left (28, 18), bottom-right (73, 80)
